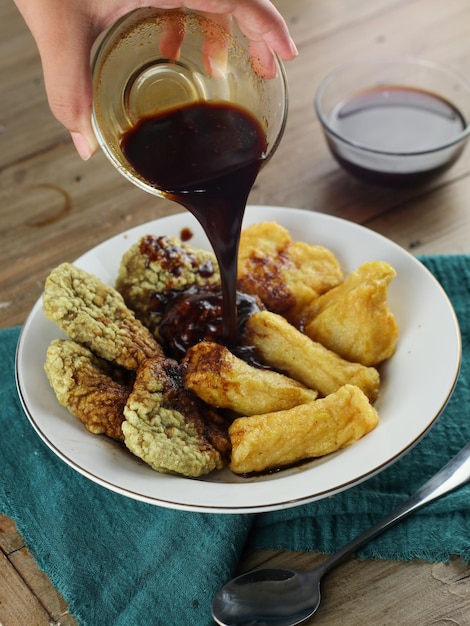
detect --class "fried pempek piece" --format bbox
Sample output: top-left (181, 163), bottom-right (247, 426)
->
top-left (44, 339), bottom-right (132, 440)
top-left (116, 234), bottom-right (221, 335)
top-left (229, 384), bottom-right (379, 474)
top-left (304, 261), bottom-right (399, 366)
top-left (123, 357), bottom-right (231, 477)
top-left (43, 263), bottom-right (161, 370)
top-left (237, 222), bottom-right (343, 324)
top-left (244, 310), bottom-right (380, 402)
top-left (182, 341), bottom-right (317, 416)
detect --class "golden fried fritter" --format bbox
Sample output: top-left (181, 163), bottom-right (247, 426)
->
top-left (123, 357), bottom-right (230, 477)
top-left (229, 384), bottom-right (379, 474)
top-left (116, 234), bottom-right (221, 335)
top-left (43, 263), bottom-right (161, 370)
top-left (44, 339), bottom-right (131, 440)
top-left (182, 341), bottom-right (318, 415)
top-left (304, 261), bottom-right (399, 366)
top-left (237, 222), bottom-right (343, 324)
top-left (244, 311), bottom-right (380, 402)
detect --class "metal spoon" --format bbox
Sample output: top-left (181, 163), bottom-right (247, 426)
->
top-left (212, 441), bottom-right (470, 626)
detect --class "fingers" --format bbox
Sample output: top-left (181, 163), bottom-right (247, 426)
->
top-left (200, 12), bottom-right (232, 78)
top-left (231, 0), bottom-right (298, 59)
top-left (158, 11), bottom-right (186, 59)
top-left (14, 0), bottom-right (296, 160)
top-left (176, 0), bottom-right (297, 59)
top-left (248, 40), bottom-right (278, 80)
top-left (181, 0), bottom-right (298, 77)
top-left (231, 0), bottom-right (297, 78)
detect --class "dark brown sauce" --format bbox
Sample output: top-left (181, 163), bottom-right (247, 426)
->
top-left (121, 102), bottom-right (267, 344)
top-left (326, 86), bottom-right (467, 185)
top-left (158, 286), bottom-right (263, 363)
top-left (180, 227), bottom-right (193, 242)
top-left (239, 455), bottom-right (317, 478)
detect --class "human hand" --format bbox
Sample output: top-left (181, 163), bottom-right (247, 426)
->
top-left (14, 0), bottom-right (297, 160)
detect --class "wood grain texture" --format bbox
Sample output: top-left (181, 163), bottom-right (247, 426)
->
top-left (238, 549), bottom-right (470, 626)
top-left (0, 515), bottom-right (75, 625)
top-left (1, 0), bottom-right (470, 623)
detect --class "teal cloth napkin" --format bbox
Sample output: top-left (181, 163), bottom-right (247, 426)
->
top-left (1, 255), bottom-right (469, 626)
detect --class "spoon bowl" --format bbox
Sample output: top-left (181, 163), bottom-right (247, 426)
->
top-left (212, 568), bottom-right (321, 626)
top-left (212, 441), bottom-right (470, 625)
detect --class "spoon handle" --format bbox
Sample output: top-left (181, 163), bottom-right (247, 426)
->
top-left (318, 441), bottom-right (470, 576)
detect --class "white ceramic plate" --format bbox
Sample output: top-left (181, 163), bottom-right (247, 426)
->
top-left (16, 206), bottom-right (461, 513)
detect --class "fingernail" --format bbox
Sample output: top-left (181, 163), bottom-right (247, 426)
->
top-left (207, 47), bottom-right (228, 78)
top-left (252, 54), bottom-right (278, 80)
top-left (290, 38), bottom-right (299, 57)
top-left (71, 131), bottom-right (94, 161)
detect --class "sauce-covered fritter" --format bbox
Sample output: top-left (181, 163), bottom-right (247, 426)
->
top-left (116, 235), bottom-right (221, 336)
top-left (182, 341), bottom-right (318, 415)
top-left (43, 263), bottom-right (161, 370)
top-left (123, 357), bottom-right (231, 477)
top-left (45, 338), bottom-right (132, 440)
top-left (237, 222), bottom-right (344, 324)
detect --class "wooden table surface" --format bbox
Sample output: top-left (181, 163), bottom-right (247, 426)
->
top-left (1, 0), bottom-right (470, 624)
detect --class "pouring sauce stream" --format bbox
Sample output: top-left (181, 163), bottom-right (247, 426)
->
top-left (121, 101), bottom-right (267, 345)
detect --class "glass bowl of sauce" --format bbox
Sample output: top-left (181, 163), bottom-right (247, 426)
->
top-left (91, 7), bottom-right (288, 197)
top-left (315, 58), bottom-right (470, 185)
top-left (91, 8), bottom-right (288, 346)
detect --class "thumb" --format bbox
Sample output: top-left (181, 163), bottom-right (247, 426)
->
top-left (40, 24), bottom-right (99, 160)
top-left (15, 0), bottom-right (99, 159)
